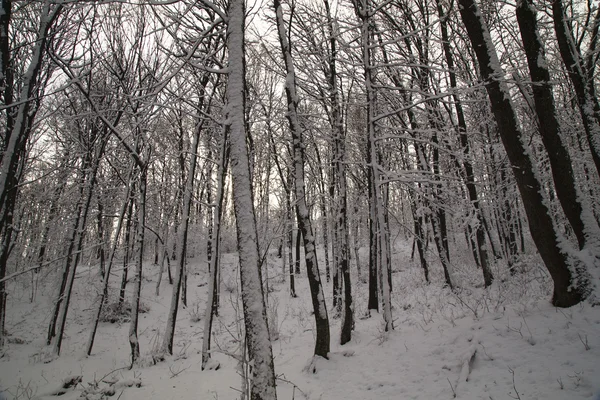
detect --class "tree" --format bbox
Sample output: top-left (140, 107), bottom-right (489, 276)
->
top-left (226, 0), bottom-right (277, 397)
top-left (458, 0), bottom-right (591, 307)
top-left (274, 0), bottom-right (331, 357)
top-left (352, 0), bottom-right (392, 330)
top-left (0, 0), bottom-right (64, 348)
top-left (553, 0), bottom-right (600, 179)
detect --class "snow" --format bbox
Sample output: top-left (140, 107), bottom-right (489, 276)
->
top-left (1, 244), bottom-right (600, 400)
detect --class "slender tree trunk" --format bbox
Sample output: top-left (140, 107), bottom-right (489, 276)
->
top-left (322, 0), bottom-right (352, 343)
top-left (47, 158), bottom-right (89, 346)
top-left (436, 0), bottom-right (492, 286)
top-left (129, 167), bottom-right (147, 366)
top-left (286, 181), bottom-right (296, 297)
top-left (119, 196), bottom-right (135, 306)
top-left (227, 0), bottom-right (278, 396)
top-left (163, 77), bottom-right (211, 355)
top-left (202, 130), bottom-right (229, 369)
top-left (0, 0), bottom-right (62, 349)
top-left (274, 0), bottom-right (330, 358)
top-left (53, 142), bottom-right (105, 356)
top-left (295, 226), bottom-right (301, 274)
top-left (367, 169), bottom-right (379, 311)
top-left (353, 0), bottom-right (392, 329)
top-left (87, 171), bottom-right (133, 356)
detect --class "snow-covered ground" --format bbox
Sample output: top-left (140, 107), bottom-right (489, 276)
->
top-left (1, 241), bottom-right (599, 399)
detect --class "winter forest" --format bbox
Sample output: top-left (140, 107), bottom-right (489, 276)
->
top-left (1, 0), bottom-right (600, 398)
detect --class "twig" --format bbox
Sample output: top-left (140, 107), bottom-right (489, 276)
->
top-left (169, 364), bottom-right (190, 379)
top-left (276, 375), bottom-right (308, 399)
top-left (578, 333), bottom-right (590, 350)
top-left (447, 377), bottom-right (456, 398)
top-left (508, 367), bottom-right (522, 400)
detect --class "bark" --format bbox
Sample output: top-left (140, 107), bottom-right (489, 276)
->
top-left (227, 0), bottom-right (278, 396)
top-left (287, 183), bottom-right (296, 297)
top-left (119, 196), bottom-right (135, 305)
top-left (274, 0), bottom-right (330, 358)
top-left (459, 0), bottom-right (590, 307)
top-left (553, 0), bottom-right (600, 178)
top-left (367, 170), bottom-right (379, 311)
top-left (47, 157), bottom-right (90, 346)
top-left (517, 0), bottom-right (600, 252)
top-left (322, 0), bottom-right (353, 344)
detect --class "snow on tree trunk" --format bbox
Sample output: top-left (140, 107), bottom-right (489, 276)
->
top-left (553, 0), bottom-right (600, 179)
top-left (353, 0), bottom-right (393, 329)
top-left (322, 0), bottom-right (353, 345)
top-left (274, 0), bottom-right (331, 358)
top-left (226, 0), bottom-right (277, 397)
top-left (458, 0), bottom-right (591, 307)
top-left (516, 0), bottom-right (600, 254)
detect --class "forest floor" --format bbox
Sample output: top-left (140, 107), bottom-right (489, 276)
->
top-left (1, 240), bottom-right (599, 400)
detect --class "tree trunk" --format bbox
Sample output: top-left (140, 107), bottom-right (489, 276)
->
top-left (202, 131), bottom-right (229, 369)
top-left (87, 170), bottom-right (133, 356)
top-left (129, 167), bottom-right (147, 366)
top-left (0, 0), bottom-right (62, 349)
top-left (163, 76), bottom-right (211, 355)
top-left (53, 142), bottom-right (105, 356)
top-left (353, 0), bottom-right (392, 329)
top-left (436, 0), bottom-right (492, 286)
top-left (553, 0), bottom-right (600, 179)
top-left (517, 0), bottom-right (600, 252)
top-left (227, 0), bottom-right (278, 396)
top-left (119, 195), bottom-right (135, 306)
top-left (459, 0), bottom-right (590, 307)
top-left (275, 0), bottom-right (330, 358)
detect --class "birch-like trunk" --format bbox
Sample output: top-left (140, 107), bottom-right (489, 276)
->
top-left (227, 0), bottom-right (277, 396)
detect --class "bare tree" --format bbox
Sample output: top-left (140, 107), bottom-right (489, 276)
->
top-left (458, 0), bottom-right (591, 307)
top-left (227, 0), bottom-right (277, 396)
top-left (274, 0), bottom-right (331, 357)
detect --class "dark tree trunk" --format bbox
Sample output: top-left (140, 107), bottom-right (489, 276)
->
top-left (459, 0), bottom-right (590, 307)
top-left (553, 0), bottom-right (600, 179)
top-left (517, 0), bottom-right (600, 251)
top-left (275, 0), bottom-right (331, 357)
